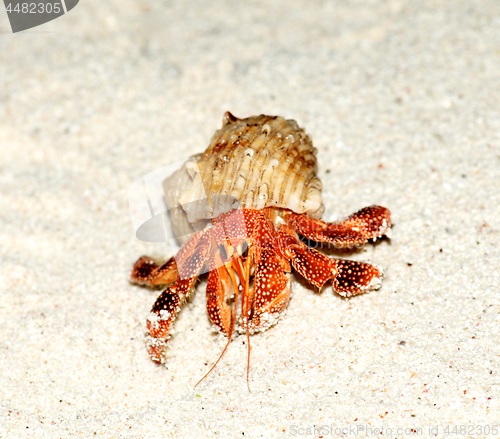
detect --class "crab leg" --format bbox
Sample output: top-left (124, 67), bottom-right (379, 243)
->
top-left (145, 230), bottom-right (213, 363)
top-left (278, 225), bottom-right (383, 297)
top-left (292, 244), bottom-right (383, 296)
top-left (130, 256), bottom-right (178, 287)
top-left (130, 229), bottom-right (209, 286)
top-left (284, 205), bottom-right (391, 249)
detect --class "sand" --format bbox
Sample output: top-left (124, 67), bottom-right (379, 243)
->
top-left (1, 0), bottom-right (499, 437)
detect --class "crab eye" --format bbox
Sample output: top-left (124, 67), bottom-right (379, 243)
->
top-left (219, 244), bottom-right (228, 261)
top-left (241, 241), bottom-right (249, 258)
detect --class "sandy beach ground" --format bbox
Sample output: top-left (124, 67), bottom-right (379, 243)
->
top-left (1, 0), bottom-right (499, 437)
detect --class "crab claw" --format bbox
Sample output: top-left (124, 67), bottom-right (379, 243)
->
top-left (246, 248), bottom-right (292, 333)
top-left (285, 205), bottom-right (391, 249)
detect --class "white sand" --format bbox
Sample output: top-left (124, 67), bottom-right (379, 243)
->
top-left (1, 0), bottom-right (499, 437)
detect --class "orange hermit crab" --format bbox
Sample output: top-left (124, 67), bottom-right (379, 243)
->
top-left (131, 112), bottom-right (391, 374)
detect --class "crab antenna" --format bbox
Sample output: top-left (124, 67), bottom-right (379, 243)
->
top-left (232, 250), bottom-right (253, 392)
top-left (243, 255), bottom-right (252, 391)
top-left (195, 263), bottom-right (239, 388)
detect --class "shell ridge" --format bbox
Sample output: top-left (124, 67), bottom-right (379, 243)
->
top-left (165, 113), bottom-right (325, 232)
top-left (239, 124), bottom-right (267, 207)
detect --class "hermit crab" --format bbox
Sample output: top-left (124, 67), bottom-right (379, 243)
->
top-left (131, 112), bottom-right (391, 374)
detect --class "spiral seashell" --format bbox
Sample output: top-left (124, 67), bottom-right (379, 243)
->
top-left (163, 112), bottom-right (324, 243)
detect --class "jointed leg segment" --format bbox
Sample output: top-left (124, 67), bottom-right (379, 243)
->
top-left (284, 205), bottom-right (391, 248)
top-left (280, 227), bottom-right (384, 297)
top-left (131, 231), bottom-right (214, 363)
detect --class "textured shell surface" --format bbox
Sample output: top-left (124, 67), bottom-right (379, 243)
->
top-left (163, 112), bottom-right (324, 242)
